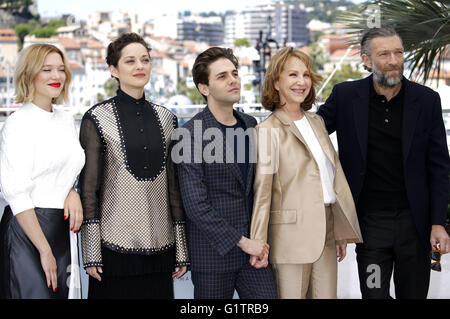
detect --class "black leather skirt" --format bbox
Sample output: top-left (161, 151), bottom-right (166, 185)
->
top-left (0, 206), bottom-right (71, 299)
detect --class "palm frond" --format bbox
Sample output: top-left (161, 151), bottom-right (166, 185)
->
top-left (337, 0), bottom-right (450, 84)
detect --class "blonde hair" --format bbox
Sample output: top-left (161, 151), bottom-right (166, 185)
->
top-left (14, 44), bottom-right (71, 104)
top-left (262, 47), bottom-right (322, 112)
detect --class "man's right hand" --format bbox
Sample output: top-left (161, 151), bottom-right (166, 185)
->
top-left (237, 236), bottom-right (269, 259)
top-left (86, 266), bottom-right (103, 281)
top-left (250, 253), bottom-right (269, 269)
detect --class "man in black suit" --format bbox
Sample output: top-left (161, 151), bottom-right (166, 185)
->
top-left (317, 26), bottom-right (450, 299)
top-left (175, 47), bottom-right (277, 299)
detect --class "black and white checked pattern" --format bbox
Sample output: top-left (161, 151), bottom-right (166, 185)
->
top-left (80, 100), bottom-right (189, 268)
top-left (81, 219), bottom-right (103, 267)
top-left (174, 221), bottom-right (189, 267)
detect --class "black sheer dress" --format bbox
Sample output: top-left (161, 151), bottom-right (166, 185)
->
top-left (79, 89), bottom-right (188, 299)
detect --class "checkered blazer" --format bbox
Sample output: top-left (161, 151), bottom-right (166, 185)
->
top-left (177, 106), bottom-right (257, 273)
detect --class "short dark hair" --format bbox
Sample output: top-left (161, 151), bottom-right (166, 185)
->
top-left (106, 32), bottom-right (151, 67)
top-left (192, 47), bottom-right (239, 100)
top-left (360, 25), bottom-right (402, 58)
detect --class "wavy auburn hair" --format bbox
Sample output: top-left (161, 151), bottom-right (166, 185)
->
top-left (262, 47), bottom-right (322, 112)
top-left (14, 44), bottom-right (71, 104)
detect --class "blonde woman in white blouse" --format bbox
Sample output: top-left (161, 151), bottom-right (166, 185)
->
top-left (0, 44), bottom-right (85, 299)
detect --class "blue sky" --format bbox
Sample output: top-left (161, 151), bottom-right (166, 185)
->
top-left (37, 0), bottom-right (263, 22)
top-left (37, 0), bottom-right (367, 22)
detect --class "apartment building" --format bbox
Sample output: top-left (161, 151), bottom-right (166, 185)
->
top-left (225, 2), bottom-right (309, 47)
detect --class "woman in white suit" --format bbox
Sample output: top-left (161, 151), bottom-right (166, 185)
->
top-left (250, 47), bottom-right (363, 299)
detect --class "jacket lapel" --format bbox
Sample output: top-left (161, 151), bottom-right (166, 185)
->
top-left (352, 77), bottom-right (371, 165)
top-left (238, 112), bottom-right (257, 196)
top-left (305, 112), bottom-right (336, 167)
top-left (273, 108), bottom-right (308, 147)
top-left (402, 79), bottom-right (421, 161)
top-left (273, 108), bottom-right (336, 167)
top-left (273, 109), bottom-right (335, 166)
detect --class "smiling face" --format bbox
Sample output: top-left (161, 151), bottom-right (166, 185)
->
top-left (32, 52), bottom-right (67, 106)
top-left (362, 35), bottom-right (404, 87)
top-left (109, 42), bottom-right (151, 92)
top-left (275, 56), bottom-right (312, 109)
top-left (197, 57), bottom-right (241, 107)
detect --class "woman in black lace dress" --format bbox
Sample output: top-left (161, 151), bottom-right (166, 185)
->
top-left (79, 33), bottom-right (188, 299)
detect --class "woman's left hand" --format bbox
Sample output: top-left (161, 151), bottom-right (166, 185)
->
top-left (64, 189), bottom-right (83, 233)
top-left (336, 243), bottom-right (347, 262)
top-left (172, 266), bottom-right (188, 279)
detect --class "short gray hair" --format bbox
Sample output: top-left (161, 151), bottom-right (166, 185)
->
top-left (360, 25), bottom-right (402, 57)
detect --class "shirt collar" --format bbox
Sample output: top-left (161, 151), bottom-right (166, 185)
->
top-left (25, 102), bottom-right (55, 118)
top-left (370, 76), bottom-right (406, 103)
top-left (116, 88), bottom-right (147, 106)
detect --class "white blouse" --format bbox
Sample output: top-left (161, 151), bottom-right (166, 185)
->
top-left (0, 103), bottom-right (85, 215)
top-left (294, 116), bottom-right (336, 205)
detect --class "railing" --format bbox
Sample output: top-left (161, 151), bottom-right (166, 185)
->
top-left (1, 104), bottom-right (449, 124)
top-left (0, 104), bottom-right (273, 124)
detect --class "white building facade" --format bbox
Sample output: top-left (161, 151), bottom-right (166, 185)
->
top-left (225, 2), bottom-right (309, 48)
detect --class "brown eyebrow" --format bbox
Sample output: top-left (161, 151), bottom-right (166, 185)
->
top-left (377, 48), bottom-right (403, 53)
top-left (123, 55), bottom-right (150, 59)
top-left (42, 64), bottom-right (65, 68)
top-left (215, 69), bottom-right (238, 77)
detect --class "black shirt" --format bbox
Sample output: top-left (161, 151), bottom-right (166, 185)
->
top-left (359, 78), bottom-right (409, 210)
top-left (218, 115), bottom-right (250, 186)
top-left (115, 89), bottom-right (165, 180)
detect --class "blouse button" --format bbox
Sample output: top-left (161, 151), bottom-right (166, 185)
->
top-left (140, 128), bottom-right (144, 133)
top-left (143, 166), bottom-right (148, 170)
top-left (136, 111), bottom-right (141, 116)
top-left (143, 146), bottom-right (148, 151)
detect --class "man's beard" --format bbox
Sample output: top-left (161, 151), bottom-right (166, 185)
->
top-left (371, 61), bottom-right (403, 88)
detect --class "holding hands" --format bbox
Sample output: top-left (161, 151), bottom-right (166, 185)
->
top-left (237, 236), bottom-right (270, 269)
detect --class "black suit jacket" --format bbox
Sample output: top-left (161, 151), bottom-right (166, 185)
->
top-left (317, 75), bottom-right (450, 249)
top-left (176, 106), bottom-right (257, 272)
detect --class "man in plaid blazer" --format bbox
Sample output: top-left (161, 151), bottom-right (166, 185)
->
top-left (176, 47), bottom-right (277, 299)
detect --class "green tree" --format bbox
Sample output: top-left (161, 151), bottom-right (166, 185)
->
top-left (309, 42), bottom-right (329, 72)
top-left (14, 18), bottom-right (67, 47)
top-left (14, 23), bottom-right (30, 48)
top-left (47, 19), bottom-right (67, 29)
top-left (104, 78), bottom-right (118, 97)
top-left (234, 38), bottom-right (251, 47)
top-left (319, 64), bottom-right (362, 101)
top-left (338, 0), bottom-right (450, 84)
top-left (0, 0), bottom-right (35, 18)
top-left (176, 80), bottom-right (204, 105)
top-left (96, 93), bottom-right (105, 104)
top-left (29, 25), bottom-right (57, 38)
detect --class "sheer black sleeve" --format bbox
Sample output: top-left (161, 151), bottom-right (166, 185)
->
top-left (79, 113), bottom-right (104, 268)
top-left (167, 116), bottom-right (189, 267)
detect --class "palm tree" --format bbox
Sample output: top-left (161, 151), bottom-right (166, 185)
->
top-left (338, 0), bottom-right (450, 84)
